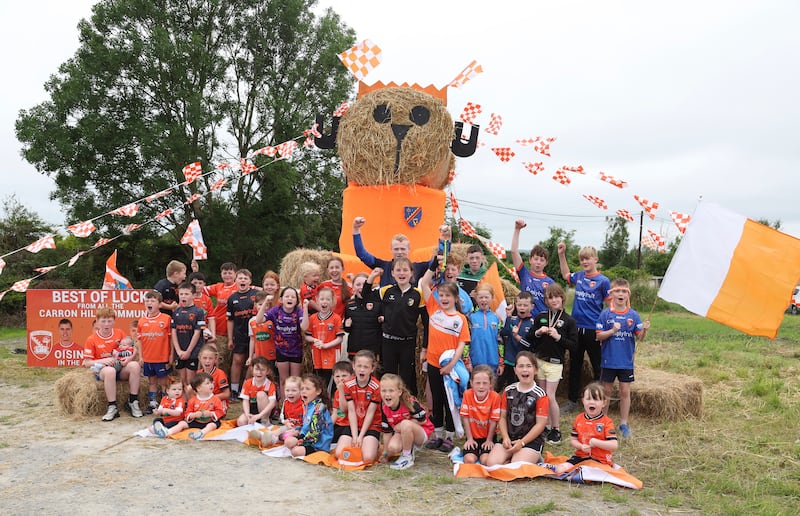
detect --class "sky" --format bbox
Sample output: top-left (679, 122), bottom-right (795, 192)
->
top-left (2, 0), bottom-right (799, 253)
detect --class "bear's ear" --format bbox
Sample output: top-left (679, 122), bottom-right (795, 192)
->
top-left (314, 114), bottom-right (340, 149)
top-left (451, 121), bottom-right (479, 157)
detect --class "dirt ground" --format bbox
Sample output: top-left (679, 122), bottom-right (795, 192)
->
top-left (0, 338), bottom-right (676, 515)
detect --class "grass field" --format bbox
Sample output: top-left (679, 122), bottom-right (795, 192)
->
top-left (2, 312), bottom-right (799, 514)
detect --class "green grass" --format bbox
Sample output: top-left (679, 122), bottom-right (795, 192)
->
top-left (0, 327), bottom-right (25, 340)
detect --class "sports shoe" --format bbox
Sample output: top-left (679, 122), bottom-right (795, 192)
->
top-left (102, 405), bottom-right (120, 421)
top-left (438, 438), bottom-right (455, 453)
top-left (619, 423), bottom-right (631, 438)
top-left (390, 453), bottom-right (415, 470)
top-left (189, 431), bottom-right (204, 440)
top-left (425, 437), bottom-right (444, 450)
top-left (153, 421), bottom-right (168, 438)
top-left (559, 400), bottom-right (578, 414)
top-left (146, 400), bottom-right (158, 415)
top-left (127, 400), bottom-right (143, 418)
top-left (546, 428), bottom-right (562, 445)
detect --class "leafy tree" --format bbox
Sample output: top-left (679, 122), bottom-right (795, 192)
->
top-left (756, 218), bottom-right (782, 230)
top-left (599, 215), bottom-right (630, 269)
top-left (643, 240), bottom-right (678, 277)
top-left (538, 226), bottom-right (578, 285)
top-left (16, 0), bottom-right (355, 276)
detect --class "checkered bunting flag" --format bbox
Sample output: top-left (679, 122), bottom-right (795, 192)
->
top-left (154, 209), bottom-right (173, 220)
top-left (598, 171), bottom-right (628, 189)
top-left (33, 266), bottom-right (57, 273)
top-left (634, 195), bottom-right (659, 220)
top-left (491, 147), bottom-right (515, 163)
top-left (68, 221), bottom-right (97, 238)
top-left (506, 264), bottom-right (520, 284)
top-left (449, 192), bottom-right (459, 216)
top-left (93, 238), bottom-right (112, 248)
top-left (333, 101), bottom-right (349, 117)
top-left (616, 209), bottom-right (635, 222)
top-left (182, 161), bottom-right (202, 183)
top-left (647, 229), bottom-right (666, 252)
top-left (522, 162), bottom-right (545, 175)
top-left (448, 60), bottom-right (483, 88)
top-left (533, 137), bottom-right (556, 157)
top-left (185, 193), bottom-right (201, 205)
top-left (240, 159), bottom-right (257, 175)
top-left (110, 203), bottom-right (139, 217)
top-left (25, 235), bottom-right (56, 253)
top-left (0, 257), bottom-right (5, 277)
top-left (552, 169), bottom-right (571, 185)
top-left (582, 194), bottom-right (608, 210)
top-left (485, 113), bottom-right (503, 135)
top-left (11, 278), bottom-right (32, 292)
top-left (669, 211), bottom-right (691, 234)
top-left (210, 178), bottom-right (227, 191)
top-left (68, 251), bottom-right (85, 267)
top-left (123, 224), bottom-right (141, 234)
top-left (459, 102), bottom-right (482, 125)
top-left (275, 140), bottom-right (297, 158)
top-left (145, 190), bottom-right (171, 203)
top-left (459, 219), bottom-right (478, 238)
top-left (476, 234), bottom-right (506, 260)
top-left (338, 39), bottom-right (382, 81)
top-left (561, 165), bottom-right (584, 174)
top-left (641, 232), bottom-right (658, 251)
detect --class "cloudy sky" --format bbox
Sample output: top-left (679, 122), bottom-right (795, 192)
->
top-left (2, 0), bottom-right (798, 252)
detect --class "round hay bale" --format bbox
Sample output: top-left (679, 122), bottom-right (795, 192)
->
top-left (279, 249), bottom-right (333, 290)
top-left (625, 366), bottom-right (703, 420)
top-left (338, 87), bottom-right (454, 188)
top-left (54, 369), bottom-right (150, 417)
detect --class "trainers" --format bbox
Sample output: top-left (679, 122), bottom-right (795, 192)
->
top-left (390, 453), bottom-right (415, 470)
top-left (189, 431), bottom-right (204, 440)
top-left (127, 400), bottom-right (143, 418)
top-left (438, 438), bottom-right (455, 453)
top-left (619, 423), bottom-right (631, 438)
top-left (102, 404), bottom-right (120, 421)
top-left (146, 400), bottom-right (158, 415)
top-left (153, 421), bottom-right (168, 438)
top-left (559, 400), bottom-right (578, 414)
top-left (546, 428), bottom-right (562, 445)
top-left (425, 437), bottom-right (443, 450)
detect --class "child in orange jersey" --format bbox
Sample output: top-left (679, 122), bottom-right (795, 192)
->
top-left (335, 350), bottom-right (382, 464)
top-left (554, 382), bottom-right (618, 474)
top-left (189, 271), bottom-right (216, 341)
top-left (304, 287), bottom-right (345, 393)
top-left (152, 381), bottom-right (185, 438)
top-left (248, 291), bottom-right (276, 373)
top-left (380, 374), bottom-right (433, 470)
top-left (299, 261), bottom-right (321, 314)
top-left (236, 356), bottom-right (277, 426)
top-left (261, 270), bottom-right (281, 309)
top-left (253, 376), bottom-right (304, 446)
top-left (331, 360), bottom-right (354, 447)
top-left (196, 345), bottom-right (230, 416)
top-left (138, 290), bottom-right (174, 413)
top-left (206, 262), bottom-right (238, 362)
top-left (170, 373), bottom-right (225, 440)
top-left (319, 256), bottom-right (351, 319)
top-left (284, 374), bottom-right (334, 456)
top-left (460, 365), bottom-right (503, 464)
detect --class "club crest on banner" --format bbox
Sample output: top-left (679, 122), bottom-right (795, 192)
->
top-left (29, 330), bottom-right (53, 360)
top-left (403, 206), bottom-right (422, 227)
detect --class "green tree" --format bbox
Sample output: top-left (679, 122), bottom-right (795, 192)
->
top-left (538, 226), bottom-right (577, 285)
top-left (16, 0), bottom-right (355, 275)
top-left (599, 215), bottom-right (630, 269)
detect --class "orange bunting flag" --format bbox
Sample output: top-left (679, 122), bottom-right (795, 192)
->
top-left (210, 178), bottom-right (227, 191)
top-left (110, 203), bottom-right (139, 217)
top-left (647, 229), bottom-right (666, 252)
top-left (338, 39), bottom-right (382, 81)
top-left (533, 137), bottom-right (556, 157)
top-left (68, 221), bottom-right (97, 238)
top-left (11, 278), bottom-right (32, 293)
top-left (475, 234), bottom-right (506, 260)
top-left (123, 224), bottom-right (140, 234)
top-left (616, 209), bottom-right (635, 222)
top-left (180, 219), bottom-right (208, 260)
top-left (68, 251), bottom-right (85, 267)
top-left (449, 192), bottom-right (459, 216)
top-left (252, 146), bottom-right (276, 157)
top-left (182, 161), bottom-right (202, 183)
top-left (460, 102), bottom-right (482, 125)
top-left (449, 60), bottom-right (483, 88)
top-left (240, 159), bottom-right (257, 175)
top-left (491, 147), bottom-right (515, 163)
top-left (25, 235), bottom-right (56, 253)
top-left (155, 209), bottom-right (173, 220)
top-left (333, 101), bottom-right (349, 117)
top-left (475, 262), bottom-right (508, 315)
top-left (634, 195), bottom-right (659, 220)
top-left (582, 194), bottom-right (608, 210)
top-left (598, 171), bottom-right (628, 189)
top-left (0, 290), bottom-right (6, 302)
top-left (33, 266), bottom-right (57, 273)
top-left (303, 123), bottom-right (322, 148)
top-left (275, 140), bottom-right (297, 158)
top-left (447, 169), bottom-right (456, 184)
top-left (93, 238), bottom-right (111, 248)
top-left (185, 193), bottom-right (201, 205)
top-left (459, 219), bottom-right (478, 238)
top-left (505, 264), bottom-right (520, 284)
top-left (561, 165), bottom-right (584, 174)
top-left (216, 162), bottom-right (230, 170)
top-left (552, 169), bottom-right (571, 186)
top-left (523, 162), bottom-right (544, 175)
top-left (641, 232), bottom-right (658, 251)
top-left (485, 113), bottom-right (503, 135)
top-left (145, 190), bottom-right (171, 203)
top-left (669, 210), bottom-right (691, 234)
top-left (0, 257), bottom-right (5, 276)
top-left (102, 250), bottom-right (132, 290)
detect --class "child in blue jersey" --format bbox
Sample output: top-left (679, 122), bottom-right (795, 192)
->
top-left (284, 374), bottom-right (333, 456)
top-left (466, 284), bottom-right (503, 376)
top-left (511, 219), bottom-right (557, 314)
top-left (557, 243), bottom-right (611, 413)
top-left (498, 292), bottom-right (535, 390)
top-left (596, 278), bottom-right (649, 438)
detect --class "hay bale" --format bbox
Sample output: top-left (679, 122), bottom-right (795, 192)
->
top-left (279, 249), bottom-right (333, 290)
top-left (625, 366), bottom-right (703, 420)
top-left (55, 369), bottom-right (150, 417)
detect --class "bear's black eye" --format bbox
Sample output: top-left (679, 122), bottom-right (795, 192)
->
top-left (409, 105), bottom-right (430, 126)
top-left (373, 104), bottom-right (391, 123)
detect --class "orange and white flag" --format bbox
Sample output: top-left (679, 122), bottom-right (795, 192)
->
top-left (102, 250), bottom-right (133, 290)
top-left (449, 60), bottom-right (483, 88)
top-left (180, 219), bottom-right (208, 260)
top-left (338, 39), bottom-right (382, 81)
top-left (659, 202), bottom-right (800, 338)
top-left (475, 262), bottom-right (508, 317)
top-left (25, 235), bottom-right (56, 253)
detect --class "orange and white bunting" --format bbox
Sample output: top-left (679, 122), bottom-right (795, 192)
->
top-left (123, 224), bottom-right (140, 234)
top-left (185, 193), bottom-right (201, 205)
top-left (25, 235), bottom-right (56, 253)
top-left (447, 169), bottom-right (456, 184)
top-left (669, 210), bottom-right (692, 234)
top-left (459, 219), bottom-right (478, 238)
top-left (561, 165), bottom-right (584, 174)
top-left (448, 60), bottom-right (483, 88)
top-left (485, 113), bottom-right (503, 135)
top-left (338, 39), bottom-right (382, 81)
top-left (333, 101), bottom-right (349, 117)
top-left (449, 192), bottom-right (459, 216)
top-left (216, 162), bottom-right (230, 170)
top-left (180, 219), bottom-right (208, 260)
top-left (552, 169), bottom-right (571, 186)
top-left (533, 137), bottom-right (556, 157)
top-left (475, 234), bottom-right (506, 259)
top-left (616, 209), bottom-right (635, 222)
top-left (93, 238), bottom-right (112, 248)
top-left (182, 161), bottom-right (202, 183)
top-left (598, 171), bottom-right (628, 189)
top-left (110, 203), bottom-right (139, 217)
top-left (641, 232), bottom-right (658, 251)
top-left (505, 264), bottom-right (520, 284)
top-left (459, 102), bottom-right (482, 125)
top-left (210, 178), bottom-right (227, 191)
top-left (522, 162), bottom-right (544, 175)
top-left (33, 266), bottom-right (57, 274)
top-left (0, 257), bottom-right (5, 276)
top-left (11, 278), bottom-right (32, 293)
top-left (240, 159), bottom-right (257, 175)
top-left (275, 140), bottom-right (297, 158)
top-left (252, 145), bottom-right (276, 157)
top-left (491, 147), bottom-right (515, 163)
top-left (68, 251), bottom-right (85, 266)
top-left (145, 190), bottom-right (171, 203)
top-left (647, 229), bottom-right (666, 252)
top-left (634, 195), bottom-right (659, 220)
top-left (154, 209), bottom-right (173, 220)
top-left (0, 290), bottom-right (6, 302)
top-left (582, 194), bottom-right (608, 210)
top-left (68, 221), bottom-right (97, 238)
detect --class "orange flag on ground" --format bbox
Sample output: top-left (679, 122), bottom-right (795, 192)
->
top-left (102, 250), bottom-right (133, 290)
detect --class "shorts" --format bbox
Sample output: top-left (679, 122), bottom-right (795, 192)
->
top-left (337, 427), bottom-right (381, 441)
top-left (462, 438), bottom-right (492, 458)
top-left (231, 339), bottom-right (248, 355)
top-left (332, 424), bottom-right (349, 443)
top-left (153, 417), bottom-right (181, 429)
top-left (175, 358), bottom-right (199, 371)
top-left (535, 358), bottom-right (563, 382)
top-left (94, 365), bottom-right (122, 381)
top-left (520, 438), bottom-right (544, 454)
top-left (275, 350), bottom-right (303, 364)
top-left (300, 444), bottom-right (317, 456)
top-left (143, 362), bottom-right (172, 378)
top-left (600, 368), bottom-right (635, 383)
top-left (188, 419), bottom-right (221, 430)
top-left (566, 455), bottom-right (594, 466)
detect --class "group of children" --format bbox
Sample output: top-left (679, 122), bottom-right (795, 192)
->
top-left (82, 217), bottom-right (650, 472)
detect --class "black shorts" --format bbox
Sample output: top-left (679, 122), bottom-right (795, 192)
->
top-left (231, 339), bottom-right (248, 355)
top-left (462, 438), bottom-right (492, 458)
top-left (332, 424), bottom-right (348, 443)
top-left (152, 417), bottom-right (181, 429)
top-left (187, 419), bottom-right (221, 430)
top-left (175, 358), bottom-right (199, 371)
top-left (522, 438), bottom-right (544, 454)
top-left (566, 455), bottom-right (593, 466)
top-left (301, 444), bottom-right (317, 456)
top-left (337, 426), bottom-right (381, 441)
top-left (275, 350), bottom-right (303, 364)
top-left (600, 368), bottom-right (635, 383)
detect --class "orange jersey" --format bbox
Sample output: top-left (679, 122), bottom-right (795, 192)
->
top-left (249, 317), bottom-right (276, 361)
top-left (158, 395), bottom-right (185, 424)
top-left (425, 296), bottom-right (470, 367)
top-left (305, 312), bottom-right (344, 370)
top-left (206, 282), bottom-right (238, 335)
top-left (571, 412), bottom-right (617, 465)
top-left (300, 282), bottom-right (318, 306)
top-left (319, 279), bottom-right (349, 319)
top-left (193, 293), bottom-right (214, 320)
top-left (344, 376), bottom-right (382, 432)
top-left (185, 394), bottom-right (225, 423)
top-left (137, 313), bottom-right (172, 363)
top-left (280, 397), bottom-right (304, 428)
top-left (201, 367), bottom-right (230, 414)
top-left (332, 387), bottom-right (350, 427)
top-left (84, 328), bottom-right (126, 361)
top-left (459, 389), bottom-right (503, 440)
top-left (240, 377), bottom-right (277, 403)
